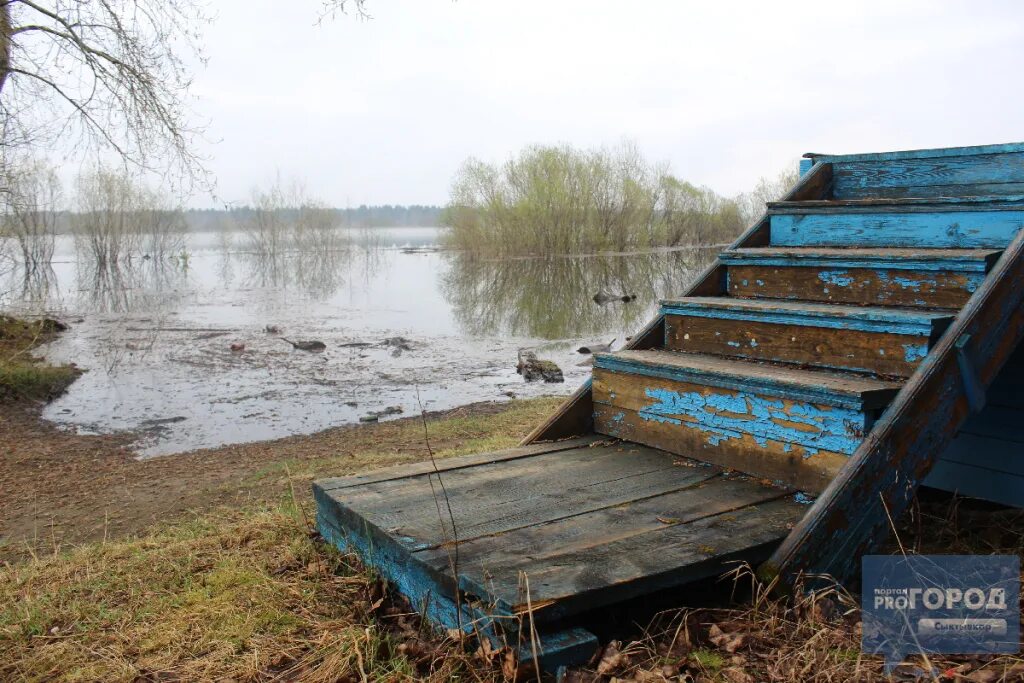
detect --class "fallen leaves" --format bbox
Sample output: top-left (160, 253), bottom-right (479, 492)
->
top-left (708, 623), bottom-right (747, 653)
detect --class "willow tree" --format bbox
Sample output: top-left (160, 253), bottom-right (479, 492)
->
top-left (0, 0), bottom-right (210, 188)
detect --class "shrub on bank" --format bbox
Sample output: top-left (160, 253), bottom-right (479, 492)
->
top-left (442, 142), bottom-right (748, 256)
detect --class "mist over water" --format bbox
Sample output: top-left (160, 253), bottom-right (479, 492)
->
top-left (1, 226), bottom-right (715, 455)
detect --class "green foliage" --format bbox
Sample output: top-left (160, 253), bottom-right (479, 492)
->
top-left (442, 142), bottom-right (748, 256)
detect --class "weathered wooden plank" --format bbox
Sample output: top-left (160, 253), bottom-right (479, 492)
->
top-left (766, 224), bottom-right (1024, 586)
top-left (594, 403), bottom-right (845, 493)
top-left (770, 210), bottom-right (1024, 248)
top-left (726, 264), bottom-right (985, 309)
top-left (314, 491), bottom-right (505, 634)
top-left (593, 368), bottom-right (874, 454)
top-left (662, 301), bottom-right (950, 377)
top-left (316, 502), bottom-right (600, 670)
top-left (721, 247), bottom-right (1002, 270)
top-left (831, 153), bottom-right (1024, 199)
top-left (841, 182), bottom-right (1024, 200)
top-left (808, 142), bottom-right (1024, 164)
top-left (923, 460), bottom-right (1024, 508)
top-left (333, 444), bottom-right (718, 550)
top-left (661, 296), bottom-right (953, 333)
top-left (770, 196), bottom-right (1024, 212)
top-left (595, 350), bottom-right (902, 409)
top-left (413, 481), bottom-right (800, 618)
top-left (316, 437), bottom-right (598, 492)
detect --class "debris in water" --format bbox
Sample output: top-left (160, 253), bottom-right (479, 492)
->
top-left (281, 338), bottom-right (327, 352)
top-left (265, 325), bottom-right (282, 335)
top-left (593, 290), bottom-right (637, 305)
top-left (516, 349), bottom-right (564, 383)
top-left (230, 343), bottom-right (246, 353)
top-left (577, 338), bottom-right (616, 354)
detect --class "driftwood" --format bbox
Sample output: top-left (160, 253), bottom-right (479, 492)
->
top-left (281, 338), bottom-right (327, 352)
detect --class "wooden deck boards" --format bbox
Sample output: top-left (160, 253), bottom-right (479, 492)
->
top-left (314, 440), bottom-right (805, 626)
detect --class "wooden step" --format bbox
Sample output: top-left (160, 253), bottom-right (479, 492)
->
top-left (661, 296), bottom-right (954, 377)
top-left (593, 350), bottom-right (902, 492)
top-left (314, 439), bottom-right (806, 670)
top-left (767, 197), bottom-right (1024, 248)
top-left (720, 247), bottom-right (1000, 308)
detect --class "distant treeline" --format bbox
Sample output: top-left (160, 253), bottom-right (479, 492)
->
top-left (443, 143), bottom-right (796, 256)
top-left (184, 205), bottom-right (443, 232)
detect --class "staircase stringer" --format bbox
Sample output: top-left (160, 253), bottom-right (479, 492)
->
top-left (763, 224), bottom-right (1024, 588)
top-left (519, 162), bottom-right (835, 445)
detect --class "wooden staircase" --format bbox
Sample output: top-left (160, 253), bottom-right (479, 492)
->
top-left (315, 142), bottom-right (1024, 670)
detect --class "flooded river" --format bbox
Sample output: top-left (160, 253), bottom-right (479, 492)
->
top-left (2, 227), bottom-right (715, 456)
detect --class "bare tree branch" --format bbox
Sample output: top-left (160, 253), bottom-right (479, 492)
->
top-left (0, 0), bottom-right (212, 193)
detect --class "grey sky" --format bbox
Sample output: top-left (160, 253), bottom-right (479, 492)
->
top-left (192, 0), bottom-right (1024, 208)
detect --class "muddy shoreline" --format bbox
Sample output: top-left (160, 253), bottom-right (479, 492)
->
top-left (0, 396), bottom-right (562, 563)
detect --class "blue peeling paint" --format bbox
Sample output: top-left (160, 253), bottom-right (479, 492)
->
top-left (727, 341), bottom-right (741, 347)
top-left (637, 386), bottom-right (866, 455)
top-left (794, 492), bottom-right (815, 505)
top-left (818, 270), bottom-right (855, 287)
top-left (902, 343), bottom-right (930, 363)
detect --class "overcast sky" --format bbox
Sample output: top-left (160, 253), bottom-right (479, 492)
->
top-left (190, 0), bottom-right (1024, 208)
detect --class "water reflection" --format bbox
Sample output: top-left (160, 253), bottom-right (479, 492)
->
top-left (12, 262), bottom-right (60, 310)
top-left (441, 247), bottom-right (717, 339)
top-left (74, 258), bottom-right (190, 315)
top-left (239, 247), bottom-right (362, 300)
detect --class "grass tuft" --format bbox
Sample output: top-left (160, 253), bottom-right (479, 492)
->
top-left (0, 315), bottom-right (80, 401)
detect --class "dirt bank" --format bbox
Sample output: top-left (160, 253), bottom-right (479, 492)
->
top-left (0, 397), bottom-right (562, 562)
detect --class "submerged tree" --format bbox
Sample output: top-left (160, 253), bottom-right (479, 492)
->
top-left (73, 166), bottom-right (186, 265)
top-left (2, 156), bottom-right (59, 266)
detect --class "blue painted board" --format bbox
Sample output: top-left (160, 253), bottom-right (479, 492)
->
top-left (594, 351), bottom-right (899, 411)
top-left (808, 142), bottom-right (1024, 164)
top-left (719, 249), bottom-right (998, 273)
top-left (831, 152), bottom-right (1024, 199)
top-left (770, 211), bottom-right (1024, 248)
top-left (315, 488), bottom-right (601, 670)
top-left (660, 297), bottom-right (950, 336)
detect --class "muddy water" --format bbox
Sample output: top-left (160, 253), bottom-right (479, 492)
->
top-left (2, 228), bottom-right (716, 456)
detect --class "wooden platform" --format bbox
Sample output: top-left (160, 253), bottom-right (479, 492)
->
top-left (313, 437), bottom-right (805, 668)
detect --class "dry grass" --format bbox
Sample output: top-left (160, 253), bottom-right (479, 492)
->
top-left (0, 503), bottom-right (498, 682)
